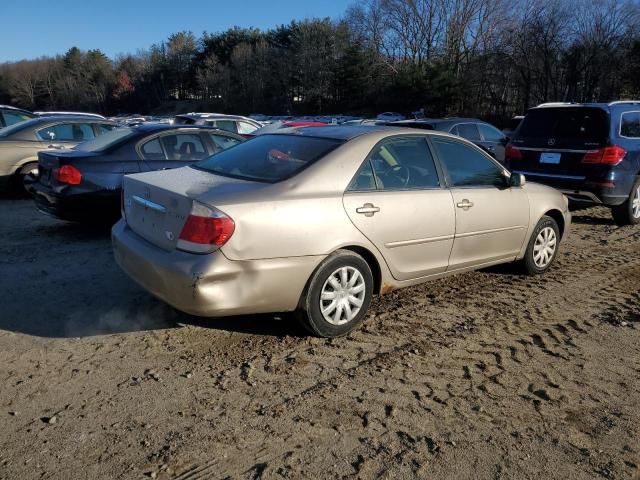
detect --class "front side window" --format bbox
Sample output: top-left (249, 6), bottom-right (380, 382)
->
top-left (350, 136), bottom-right (440, 190)
top-left (161, 134), bottom-right (207, 161)
top-left (37, 123), bottom-right (95, 142)
top-left (478, 124), bottom-right (505, 142)
top-left (195, 134), bottom-right (343, 183)
top-left (620, 111), bottom-right (640, 138)
top-left (455, 123), bottom-right (481, 141)
top-left (432, 138), bottom-right (505, 188)
top-left (140, 138), bottom-right (166, 160)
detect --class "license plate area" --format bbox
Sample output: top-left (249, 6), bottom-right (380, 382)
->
top-left (540, 152), bottom-right (561, 164)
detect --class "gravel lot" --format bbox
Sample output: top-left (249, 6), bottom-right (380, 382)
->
top-left (0, 197), bottom-right (639, 480)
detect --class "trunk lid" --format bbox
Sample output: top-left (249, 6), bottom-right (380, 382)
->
top-left (38, 149), bottom-right (100, 186)
top-left (122, 166), bottom-right (267, 251)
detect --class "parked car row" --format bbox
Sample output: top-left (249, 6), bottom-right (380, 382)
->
top-left (2, 101), bottom-right (637, 339)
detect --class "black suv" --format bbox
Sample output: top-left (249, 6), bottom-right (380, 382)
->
top-left (506, 102), bottom-right (640, 225)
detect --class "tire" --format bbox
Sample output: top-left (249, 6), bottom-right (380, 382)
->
top-left (15, 162), bottom-right (39, 195)
top-left (296, 250), bottom-right (374, 338)
top-left (521, 215), bottom-right (560, 275)
top-left (611, 178), bottom-right (640, 226)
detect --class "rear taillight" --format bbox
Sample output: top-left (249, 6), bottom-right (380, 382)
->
top-left (505, 143), bottom-right (522, 161)
top-left (177, 202), bottom-right (235, 254)
top-left (582, 145), bottom-right (626, 165)
top-left (54, 165), bottom-right (82, 185)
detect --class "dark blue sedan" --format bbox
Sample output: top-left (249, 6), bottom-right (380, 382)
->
top-left (29, 124), bottom-right (244, 222)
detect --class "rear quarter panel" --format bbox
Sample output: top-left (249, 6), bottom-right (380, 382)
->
top-left (0, 142), bottom-right (41, 176)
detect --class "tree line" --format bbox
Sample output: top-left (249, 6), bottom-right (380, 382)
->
top-left (1, 0), bottom-right (639, 125)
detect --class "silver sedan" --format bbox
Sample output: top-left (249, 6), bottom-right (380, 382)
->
top-left (112, 126), bottom-right (571, 337)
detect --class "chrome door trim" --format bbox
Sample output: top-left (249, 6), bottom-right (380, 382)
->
top-left (455, 225), bottom-right (526, 239)
top-left (385, 234), bottom-right (455, 249)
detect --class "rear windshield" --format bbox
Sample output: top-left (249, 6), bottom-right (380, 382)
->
top-left (515, 107), bottom-right (608, 147)
top-left (194, 134), bottom-right (343, 183)
top-left (74, 127), bottom-right (137, 152)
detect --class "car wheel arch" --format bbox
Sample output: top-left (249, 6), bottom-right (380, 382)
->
top-left (339, 245), bottom-right (383, 295)
top-left (543, 208), bottom-right (565, 238)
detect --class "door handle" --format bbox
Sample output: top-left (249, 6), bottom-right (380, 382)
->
top-left (456, 199), bottom-right (474, 210)
top-left (356, 203), bottom-right (380, 217)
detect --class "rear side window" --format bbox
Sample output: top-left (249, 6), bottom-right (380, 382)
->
top-left (620, 111), bottom-right (640, 138)
top-left (209, 133), bottom-right (241, 152)
top-left (37, 123), bottom-right (95, 142)
top-left (516, 108), bottom-right (608, 147)
top-left (96, 123), bottom-right (116, 135)
top-left (195, 134), bottom-right (343, 183)
top-left (478, 124), bottom-right (505, 142)
top-left (432, 138), bottom-right (504, 188)
top-left (140, 138), bottom-right (166, 160)
top-left (215, 120), bottom-right (237, 133)
top-left (238, 121), bottom-right (258, 134)
top-left (455, 123), bottom-right (481, 141)
top-left (161, 134), bottom-right (207, 161)
top-left (2, 111), bottom-right (33, 126)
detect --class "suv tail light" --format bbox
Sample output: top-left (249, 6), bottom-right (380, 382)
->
top-left (177, 202), bottom-right (235, 254)
top-left (505, 143), bottom-right (522, 161)
top-left (582, 145), bottom-right (626, 165)
top-left (54, 165), bottom-right (82, 185)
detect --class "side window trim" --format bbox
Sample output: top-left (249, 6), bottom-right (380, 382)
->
top-left (428, 136), bottom-right (508, 189)
top-left (345, 134), bottom-right (444, 193)
top-left (619, 110), bottom-right (640, 139)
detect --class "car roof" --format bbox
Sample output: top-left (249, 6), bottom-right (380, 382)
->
top-left (274, 125), bottom-right (390, 140)
top-left (132, 123), bottom-right (238, 133)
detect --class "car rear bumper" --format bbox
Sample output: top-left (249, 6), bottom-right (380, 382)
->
top-left (112, 219), bottom-right (324, 317)
top-left (30, 182), bottom-right (120, 221)
top-left (514, 170), bottom-right (630, 207)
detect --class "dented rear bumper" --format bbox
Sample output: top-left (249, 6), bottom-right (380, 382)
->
top-left (111, 219), bottom-right (324, 317)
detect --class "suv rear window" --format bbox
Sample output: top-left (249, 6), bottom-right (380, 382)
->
top-left (195, 134), bottom-right (343, 183)
top-left (515, 107), bottom-right (609, 148)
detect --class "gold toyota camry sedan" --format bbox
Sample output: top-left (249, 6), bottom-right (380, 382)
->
top-left (112, 126), bottom-right (570, 337)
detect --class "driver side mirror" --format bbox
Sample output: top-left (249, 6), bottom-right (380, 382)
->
top-left (509, 172), bottom-right (526, 187)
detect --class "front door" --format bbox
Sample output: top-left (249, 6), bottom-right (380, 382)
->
top-left (343, 135), bottom-right (456, 281)
top-left (430, 137), bottom-right (529, 270)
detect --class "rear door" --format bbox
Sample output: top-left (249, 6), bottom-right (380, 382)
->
top-left (343, 135), bottom-right (455, 281)
top-left (430, 137), bottom-right (529, 270)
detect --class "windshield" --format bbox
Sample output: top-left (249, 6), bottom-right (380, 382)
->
top-left (194, 134), bottom-right (343, 183)
top-left (515, 107), bottom-right (609, 147)
top-left (74, 127), bottom-right (136, 152)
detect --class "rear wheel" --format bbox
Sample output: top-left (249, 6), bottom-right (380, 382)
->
top-left (15, 162), bottom-right (38, 195)
top-left (611, 178), bottom-right (640, 226)
top-left (522, 215), bottom-right (560, 275)
top-left (296, 250), bottom-right (373, 338)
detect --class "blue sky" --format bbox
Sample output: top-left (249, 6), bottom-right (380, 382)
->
top-left (1, 0), bottom-right (352, 62)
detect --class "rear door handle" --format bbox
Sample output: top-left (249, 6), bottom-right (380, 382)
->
top-left (456, 199), bottom-right (474, 210)
top-left (356, 203), bottom-right (380, 217)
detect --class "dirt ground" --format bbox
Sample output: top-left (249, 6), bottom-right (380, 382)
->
top-left (0, 198), bottom-right (639, 480)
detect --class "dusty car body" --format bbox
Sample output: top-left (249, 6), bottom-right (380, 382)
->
top-left (112, 126), bottom-right (570, 337)
top-left (0, 116), bottom-right (116, 191)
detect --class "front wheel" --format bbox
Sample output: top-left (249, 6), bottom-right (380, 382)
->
top-left (521, 215), bottom-right (560, 275)
top-left (611, 178), bottom-right (640, 226)
top-left (296, 250), bottom-right (373, 337)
